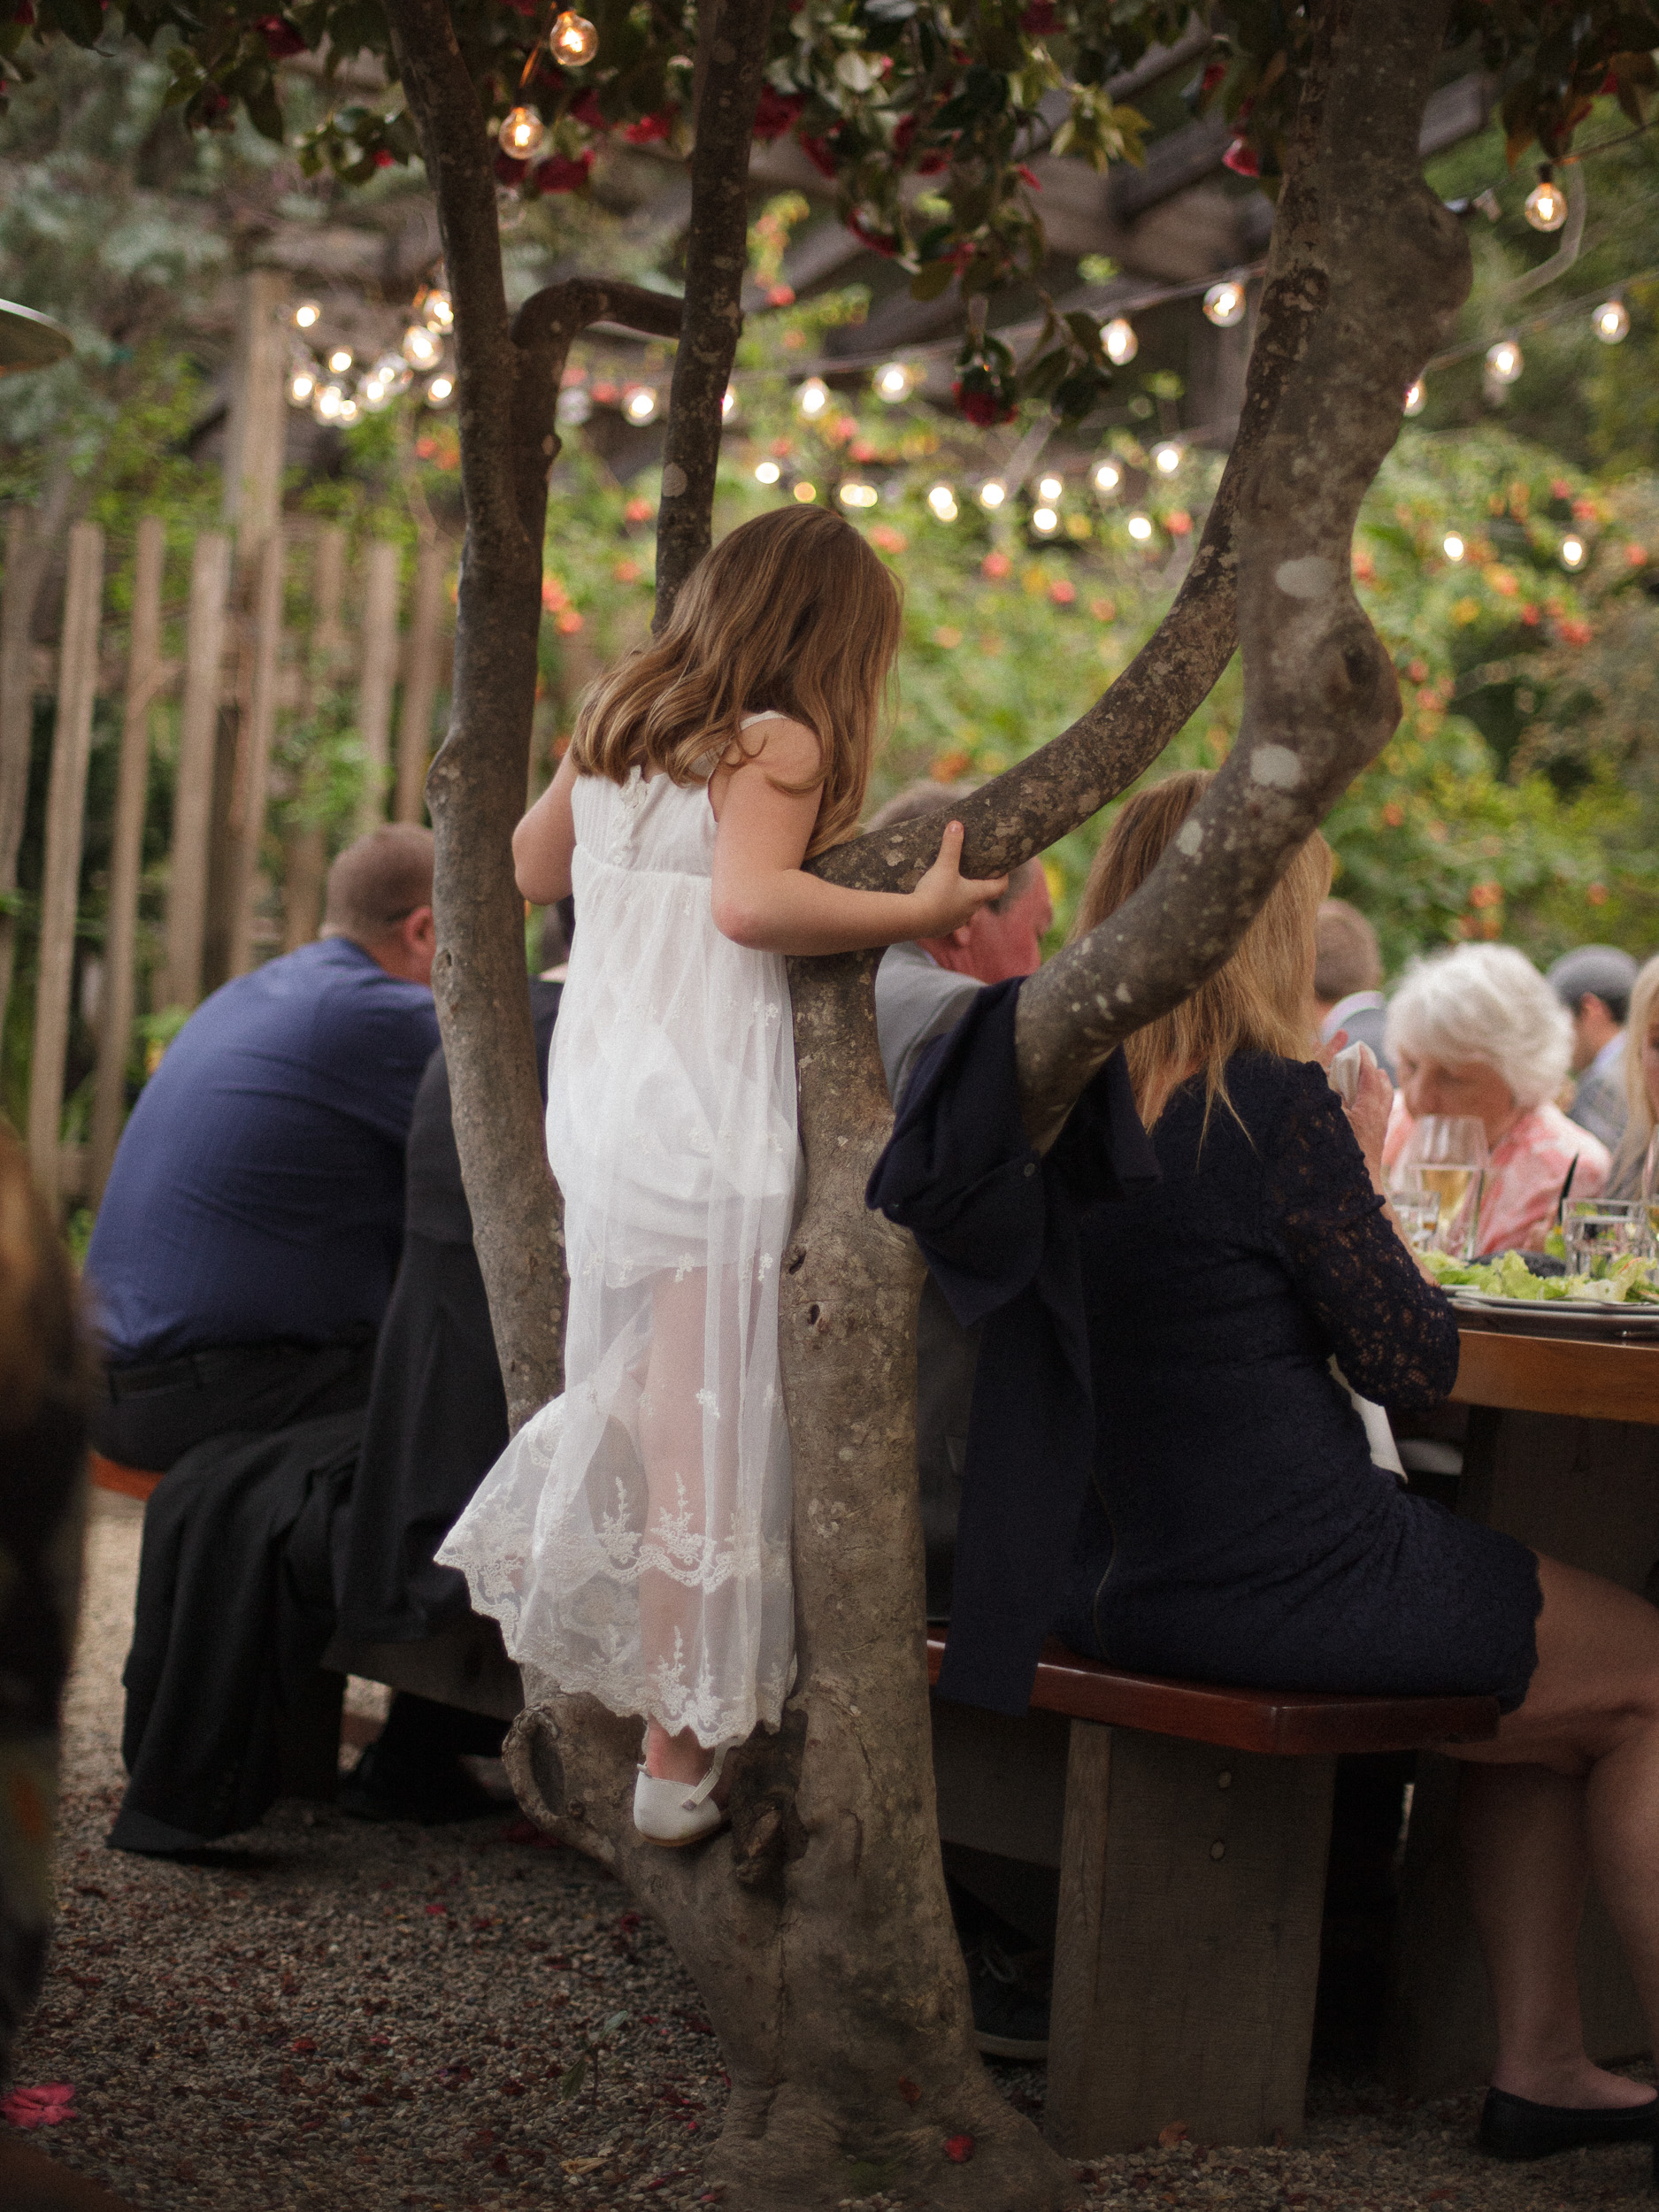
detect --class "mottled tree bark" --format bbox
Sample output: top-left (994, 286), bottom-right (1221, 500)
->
top-left (652, 0), bottom-right (772, 626)
top-left (401, 0), bottom-right (1466, 2201)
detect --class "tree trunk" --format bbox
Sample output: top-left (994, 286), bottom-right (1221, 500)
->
top-left (400, 0), bottom-right (1468, 2203)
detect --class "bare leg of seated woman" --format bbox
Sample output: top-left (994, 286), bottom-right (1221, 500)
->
top-left (1448, 1553), bottom-right (1659, 2113)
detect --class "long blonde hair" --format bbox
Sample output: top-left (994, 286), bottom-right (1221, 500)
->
top-left (1074, 769), bottom-right (1333, 1127)
top-left (569, 506), bottom-right (902, 856)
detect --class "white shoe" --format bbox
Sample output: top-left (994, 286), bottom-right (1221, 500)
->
top-left (632, 1747), bottom-right (728, 1847)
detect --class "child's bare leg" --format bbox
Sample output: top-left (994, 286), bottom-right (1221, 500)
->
top-left (638, 1268), bottom-right (715, 1786)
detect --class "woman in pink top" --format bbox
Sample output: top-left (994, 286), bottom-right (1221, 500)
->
top-left (1382, 943), bottom-right (1608, 1256)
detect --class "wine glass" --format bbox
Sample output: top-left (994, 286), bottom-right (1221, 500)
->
top-left (1394, 1114), bottom-right (1489, 1261)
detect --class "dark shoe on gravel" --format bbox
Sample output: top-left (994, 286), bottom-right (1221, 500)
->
top-left (1478, 2085), bottom-right (1659, 2161)
top-left (965, 1937), bottom-right (1051, 2062)
top-left (337, 1741), bottom-right (500, 1824)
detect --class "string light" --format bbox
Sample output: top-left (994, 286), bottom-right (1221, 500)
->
top-left (359, 368), bottom-right (393, 412)
top-left (287, 366), bottom-right (316, 408)
top-left (1403, 379), bottom-right (1426, 416)
top-left (927, 485), bottom-right (958, 521)
top-left (793, 480), bottom-right (817, 502)
top-left (549, 9), bottom-right (599, 65)
top-left (840, 481), bottom-right (879, 509)
top-left (755, 459), bottom-right (781, 485)
top-left (1594, 298), bottom-right (1630, 342)
top-left (1102, 317), bottom-right (1138, 366)
top-left (795, 377), bottom-right (829, 419)
top-left (422, 288), bottom-right (455, 334)
top-left (1485, 339), bottom-right (1523, 384)
top-left (1202, 280), bottom-right (1245, 327)
top-left (425, 373), bottom-right (455, 408)
top-left (1126, 513), bottom-right (1153, 541)
top-left (1153, 442), bottom-right (1181, 475)
top-left (979, 480), bottom-right (1006, 509)
top-left (326, 347), bottom-right (354, 375)
top-left (721, 387), bottom-right (737, 420)
top-left (313, 379), bottom-right (349, 424)
top-left (1524, 170), bottom-right (1568, 233)
top-left (875, 362), bottom-right (913, 403)
top-left (1561, 534), bottom-right (1586, 568)
top-left (403, 324), bottom-right (443, 370)
top-left (292, 301), bottom-right (321, 331)
top-left (375, 352), bottom-right (414, 396)
top-left (1442, 531), bottom-right (1464, 561)
top-left (623, 385), bottom-right (658, 424)
top-left (498, 106), bottom-right (548, 159)
top-left (1037, 474), bottom-right (1064, 502)
top-left (1032, 507), bottom-right (1058, 534)
top-left (1094, 459), bottom-right (1121, 494)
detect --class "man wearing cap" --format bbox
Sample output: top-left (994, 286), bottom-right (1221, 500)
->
top-left (1548, 944), bottom-right (1640, 1156)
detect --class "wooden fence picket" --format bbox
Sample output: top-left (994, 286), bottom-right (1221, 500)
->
top-left (164, 530), bottom-right (232, 1010)
top-left (227, 528), bottom-right (286, 977)
top-left (355, 540), bottom-right (401, 837)
top-left (26, 521), bottom-right (104, 1206)
top-left (395, 538), bottom-right (446, 824)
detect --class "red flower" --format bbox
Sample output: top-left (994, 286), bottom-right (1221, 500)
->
top-left (373, 149), bottom-right (394, 167)
top-left (2, 2085), bottom-right (77, 2131)
top-left (1222, 136), bottom-right (1260, 177)
top-left (1016, 163), bottom-right (1041, 189)
top-left (981, 551), bottom-right (1010, 580)
top-left (254, 14), bottom-right (305, 58)
top-left (1520, 603), bottom-right (1540, 626)
top-left (495, 149), bottom-right (529, 185)
top-left (1048, 578), bottom-right (1076, 604)
top-left (944, 2134), bottom-right (975, 2163)
top-left (623, 110), bottom-right (674, 144)
top-left (1201, 60), bottom-right (1226, 93)
top-left (1557, 617), bottom-right (1593, 647)
top-left (534, 150), bottom-right (595, 193)
top-left (894, 112), bottom-right (918, 157)
top-left (766, 282), bottom-right (795, 307)
top-left (753, 87), bottom-right (806, 142)
top-left (847, 211), bottom-right (899, 257)
top-left (8, 1), bottom-right (33, 21)
top-left (1020, 0), bottom-right (1057, 29)
top-left (917, 149), bottom-right (949, 174)
top-left (571, 90), bottom-right (606, 128)
top-left (799, 134), bottom-right (841, 180)
top-left (952, 381), bottom-right (1015, 426)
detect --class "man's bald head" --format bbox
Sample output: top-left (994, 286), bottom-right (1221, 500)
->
top-left (322, 826), bottom-right (436, 986)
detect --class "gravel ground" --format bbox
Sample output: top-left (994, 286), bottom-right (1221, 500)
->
top-left (10, 1491), bottom-right (1655, 2208)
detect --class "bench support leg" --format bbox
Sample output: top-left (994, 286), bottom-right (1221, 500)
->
top-left (1045, 1721), bottom-right (1336, 2154)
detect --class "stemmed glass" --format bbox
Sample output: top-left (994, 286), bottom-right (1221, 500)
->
top-left (1393, 1115), bottom-right (1489, 1261)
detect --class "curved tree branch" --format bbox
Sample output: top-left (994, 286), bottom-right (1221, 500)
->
top-left (1015, 0), bottom-right (1469, 1147)
top-left (652, 0), bottom-right (773, 626)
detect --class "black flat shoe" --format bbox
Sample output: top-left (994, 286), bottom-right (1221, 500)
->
top-left (1479, 2085), bottom-right (1659, 2162)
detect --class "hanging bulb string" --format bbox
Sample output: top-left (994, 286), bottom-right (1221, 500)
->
top-left (1419, 257), bottom-right (1659, 378)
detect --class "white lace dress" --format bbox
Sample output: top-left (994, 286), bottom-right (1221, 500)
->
top-left (438, 732), bottom-right (798, 1749)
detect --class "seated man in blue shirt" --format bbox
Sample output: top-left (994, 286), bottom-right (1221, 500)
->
top-left (87, 824), bottom-right (441, 1471)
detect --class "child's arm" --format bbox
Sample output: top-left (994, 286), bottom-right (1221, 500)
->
top-left (710, 718), bottom-right (1007, 956)
top-left (513, 749), bottom-right (580, 904)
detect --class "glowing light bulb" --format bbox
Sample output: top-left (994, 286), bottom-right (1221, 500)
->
top-left (1403, 379), bottom-right (1426, 416)
top-left (979, 480), bottom-right (1005, 509)
top-left (498, 106), bottom-right (548, 160)
top-left (549, 9), bottom-right (599, 65)
top-left (403, 324), bottom-right (443, 370)
top-left (1202, 280), bottom-right (1245, 328)
top-left (1037, 475), bottom-right (1063, 503)
top-left (1102, 316), bottom-right (1137, 366)
top-left (1524, 175), bottom-right (1567, 233)
top-left (795, 377), bottom-right (829, 419)
top-left (422, 288), bottom-right (454, 334)
top-left (793, 480), bottom-right (817, 503)
top-left (425, 373), bottom-right (455, 408)
top-left (1442, 532), bottom-right (1464, 562)
top-left (1594, 298), bottom-right (1630, 344)
top-left (1126, 513), bottom-right (1154, 541)
top-left (287, 367), bottom-right (316, 409)
top-left (312, 379), bottom-right (349, 424)
top-left (336, 395), bottom-right (359, 425)
top-left (927, 485), bottom-right (957, 521)
top-left (293, 301), bottom-right (321, 331)
top-left (1486, 339), bottom-right (1523, 385)
top-left (1094, 459), bottom-right (1121, 494)
top-left (755, 459), bottom-right (781, 485)
top-left (721, 387), bottom-right (737, 421)
top-left (1153, 442), bottom-right (1181, 476)
top-left (839, 481), bottom-right (879, 509)
top-left (375, 352), bottom-right (413, 396)
top-left (623, 384), bottom-right (658, 424)
top-left (875, 361), bottom-right (912, 403)
top-left (327, 347), bottom-right (353, 375)
top-left (359, 372), bottom-right (392, 412)
top-left (1033, 507), bottom-right (1058, 534)
top-left (1561, 534), bottom-right (1586, 569)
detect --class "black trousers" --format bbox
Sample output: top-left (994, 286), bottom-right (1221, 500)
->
top-left (92, 1338), bottom-right (376, 1472)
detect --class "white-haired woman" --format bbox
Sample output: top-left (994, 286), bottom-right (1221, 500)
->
top-left (1604, 954), bottom-right (1659, 1201)
top-left (1383, 943), bottom-right (1608, 1255)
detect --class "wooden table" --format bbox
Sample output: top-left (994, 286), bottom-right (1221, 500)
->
top-left (1384, 1317), bottom-right (1659, 2094)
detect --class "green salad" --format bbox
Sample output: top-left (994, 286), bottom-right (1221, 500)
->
top-left (1421, 1248), bottom-right (1659, 1305)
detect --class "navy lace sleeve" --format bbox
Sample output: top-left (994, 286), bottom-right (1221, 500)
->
top-left (1262, 1062), bottom-right (1460, 1411)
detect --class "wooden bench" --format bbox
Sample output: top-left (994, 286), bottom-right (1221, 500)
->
top-left (926, 1631), bottom-right (1498, 2153)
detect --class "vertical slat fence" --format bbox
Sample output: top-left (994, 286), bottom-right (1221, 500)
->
top-left (395, 539), bottom-right (447, 824)
top-left (227, 528), bottom-right (286, 977)
top-left (355, 540), bottom-right (401, 837)
top-left (0, 506), bottom-right (40, 1041)
top-left (26, 521), bottom-right (104, 1206)
top-left (164, 531), bottom-right (232, 1010)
